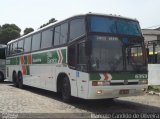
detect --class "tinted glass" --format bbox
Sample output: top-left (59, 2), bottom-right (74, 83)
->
top-left (90, 16), bottom-right (116, 33)
top-left (41, 28), bottom-right (53, 49)
top-left (68, 45), bottom-right (76, 67)
top-left (17, 40), bottom-right (24, 53)
top-left (13, 42), bottom-right (18, 54)
top-left (77, 42), bottom-right (88, 71)
top-left (54, 26), bottom-right (60, 46)
top-left (32, 33), bottom-right (41, 51)
top-left (7, 45), bottom-right (10, 56)
top-left (117, 19), bottom-right (141, 36)
top-left (70, 19), bottom-right (85, 41)
top-left (24, 37), bottom-right (31, 52)
top-left (7, 45), bottom-right (12, 56)
top-left (89, 16), bottom-right (141, 36)
top-left (60, 23), bottom-right (68, 44)
top-left (0, 48), bottom-right (6, 59)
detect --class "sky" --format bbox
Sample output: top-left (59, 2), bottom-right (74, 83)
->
top-left (0, 0), bottom-right (160, 34)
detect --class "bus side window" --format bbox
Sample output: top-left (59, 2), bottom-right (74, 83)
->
top-left (7, 45), bottom-right (10, 56)
top-left (13, 42), bottom-right (18, 54)
top-left (68, 45), bottom-right (76, 68)
top-left (17, 40), bottom-right (24, 53)
top-left (54, 26), bottom-right (60, 46)
top-left (69, 18), bottom-right (85, 41)
top-left (54, 23), bottom-right (68, 46)
top-left (10, 44), bottom-right (13, 55)
top-left (32, 33), bottom-right (41, 51)
top-left (24, 37), bottom-right (32, 52)
top-left (41, 28), bottom-right (53, 49)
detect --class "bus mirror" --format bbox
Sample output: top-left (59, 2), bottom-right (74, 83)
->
top-left (85, 40), bottom-right (92, 55)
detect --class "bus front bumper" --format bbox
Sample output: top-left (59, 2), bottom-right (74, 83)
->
top-left (87, 84), bottom-right (148, 99)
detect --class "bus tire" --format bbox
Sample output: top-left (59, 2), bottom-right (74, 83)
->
top-left (18, 72), bottom-right (23, 89)
top-left (61, 77), bottom-right (71, 102)
top-left (12, 71), bottom-right (18, 87)
top-left (0, 72), bottom-right (4, 82)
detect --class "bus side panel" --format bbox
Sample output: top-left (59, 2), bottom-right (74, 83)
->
top-left (76, 71), bottom-right (89, 99)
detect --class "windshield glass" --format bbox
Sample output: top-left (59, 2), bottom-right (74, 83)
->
top-left (89, 16), bottom-right (141, 36)
top-left (89, 36), bottom-right (147, 72)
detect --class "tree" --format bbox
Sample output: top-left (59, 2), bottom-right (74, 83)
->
top-left (40, 18), bottom-right (57, 28)
top-left (23, 28), bottom-right (34, 35)
top-left (0, 24), bottom-right (21, 44)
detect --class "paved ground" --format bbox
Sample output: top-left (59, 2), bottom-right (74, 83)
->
top-left (0, 81), bottom-right (160, 118)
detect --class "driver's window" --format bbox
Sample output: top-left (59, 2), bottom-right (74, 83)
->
top-left (77, 42), bottom-right (88, 71)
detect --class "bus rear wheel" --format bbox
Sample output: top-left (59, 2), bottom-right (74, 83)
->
top-left (18, 72), bottom-right (23, 89)
top-left (61, 77), bottom-right (71, 102)
top-left (0, 72), bottom-right (4, 82)
top-left (12, 72), bottom-right (18, 87)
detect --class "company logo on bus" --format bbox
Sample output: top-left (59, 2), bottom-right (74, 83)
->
top-left (135, 74), bottom-right (147, 79)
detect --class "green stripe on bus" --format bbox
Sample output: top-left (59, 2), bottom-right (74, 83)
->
top-left (61, 49), bottom-right (67, 64)
top-left (32, 52), bottom-right (47, 64)
top-left (6, 57), bottom-right (19, 65)
top-left (90, 72), bottom-right (148, 80)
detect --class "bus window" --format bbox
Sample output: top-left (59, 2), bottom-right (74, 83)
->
top-left (7, 45), bottom-right (10, 56)
top-left (32, 33), bottom-right (41, 51)
top-left (13, 42), bottom-right (18, 54)
top-left (60, 23), bottom-right (68, 45)
top-left (54, 26), bottom-right (60, 46)
top-left (24, 37), bottom-right (31, 52)
top-left (41, 28), bottom-right (53, 49)
top-left (10, 44), bottom-right (13, 55)
top-left (69, 19), bottom-right (85, 41)
top-left (54, 23), bottom-right (68, 46)
top-left (68, 45), bottom-right (76, 68)
top-left (17, 40), bottom-right (24, 53)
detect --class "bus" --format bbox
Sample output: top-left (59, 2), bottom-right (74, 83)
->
top-left (0, 44), bottom-right (6, 82)
top-left (6, 13), bottom-right (148, 102)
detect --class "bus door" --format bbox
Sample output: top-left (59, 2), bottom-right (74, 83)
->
top-left (68, 44), bottom-right (78, 96)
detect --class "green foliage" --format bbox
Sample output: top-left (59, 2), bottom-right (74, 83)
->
top-left (0, 24), bottom-right (21, 44)
top-left (40, 18), bottom-right (57, 28)
top-left (23, 28), bottom-right (34, 35)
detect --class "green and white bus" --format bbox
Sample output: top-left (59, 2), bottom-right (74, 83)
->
top-left (6, 13), bottom-right (148, 101)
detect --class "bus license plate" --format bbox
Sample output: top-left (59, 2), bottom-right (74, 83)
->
top-left (119, 90), bottom-right (129, 94)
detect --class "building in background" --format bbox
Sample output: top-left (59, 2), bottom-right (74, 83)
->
top-left (142, 28), bottom-right (160, 63)
top-left (142, 28), bottom-right (160, 85)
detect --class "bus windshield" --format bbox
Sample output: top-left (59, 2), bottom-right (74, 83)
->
top-left (89, 36), bottom-right (147, 72)
top-left (89, 16), bottom-right (141, 36)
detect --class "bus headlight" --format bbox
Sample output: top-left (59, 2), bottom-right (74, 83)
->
top-left (92, 81), bottom-right (110, 86)
top-left (139, 80), bottom-right (148, 85)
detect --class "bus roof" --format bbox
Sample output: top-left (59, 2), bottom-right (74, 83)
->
top-left (7, 13), bottom-right (138, 45)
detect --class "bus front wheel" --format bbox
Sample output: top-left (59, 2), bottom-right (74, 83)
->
top-left (61, 77), bottom-right (71, 102)
top-left (0, 72), bottom-right (4, 82)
